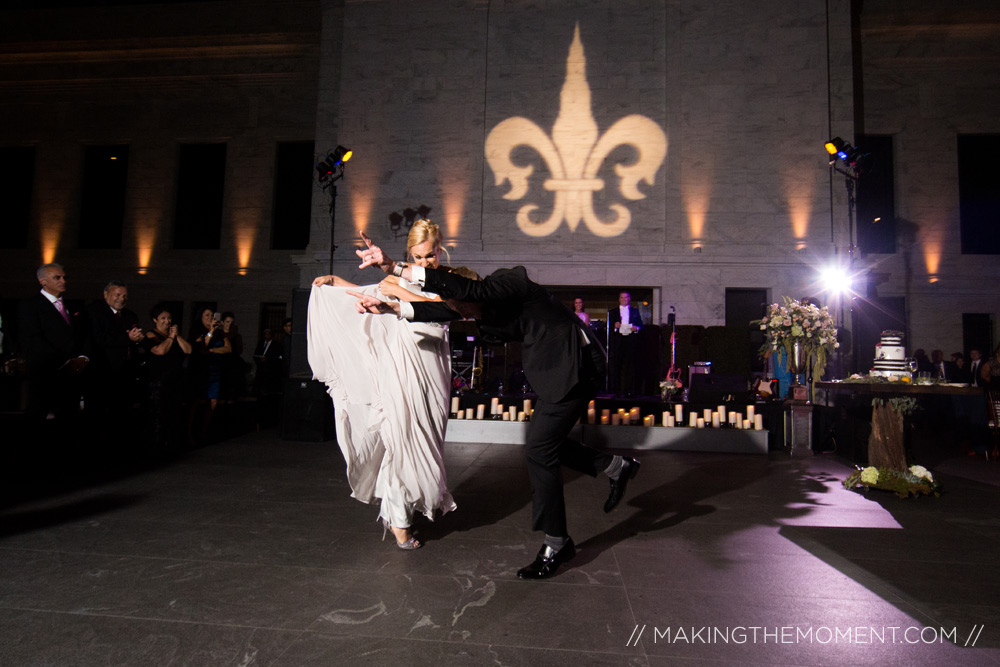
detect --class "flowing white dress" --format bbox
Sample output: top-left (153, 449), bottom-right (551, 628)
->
top-left (307, 282), bottom-right (456, 528)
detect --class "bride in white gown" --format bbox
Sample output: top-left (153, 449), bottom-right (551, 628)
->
top-left (308, 221), bottom-right (456, 549)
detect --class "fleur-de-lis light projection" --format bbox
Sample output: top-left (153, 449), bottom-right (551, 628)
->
top-left (485, 25), bottom-right (667, 238)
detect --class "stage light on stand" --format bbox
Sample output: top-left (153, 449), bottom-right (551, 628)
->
top-left (316, 145), bottom-right (352, 185)
top-left (316, 145), bottom-right (353, 274)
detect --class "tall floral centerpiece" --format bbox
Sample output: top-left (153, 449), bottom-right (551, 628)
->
top-left (752, 297), bottom-right (839, 387)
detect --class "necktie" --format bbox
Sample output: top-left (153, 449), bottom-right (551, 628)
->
top-left (54, 299), bottom-right (71, 325)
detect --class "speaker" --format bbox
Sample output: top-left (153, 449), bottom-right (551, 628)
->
top-left (688, 373), bottom-right (750, 404)
top-left (280, 377), bottom-right (336, 441)
top-left (289, 287), bottom-right (312, 378)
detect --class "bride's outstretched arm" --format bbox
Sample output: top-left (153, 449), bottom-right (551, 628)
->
top-left (378, 276), bottom-right (443, 303)
top-left (312, 274), bottom-right (358, 288)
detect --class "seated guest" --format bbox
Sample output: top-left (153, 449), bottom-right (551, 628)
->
top-left (948, 352), bottom-right (973, 384)
top-left (912, 349), bottom-right (933, 375)
top-left (983, 344), bottom-right (1000, 389)
top-left (930, 349), bottom-right (948, 380)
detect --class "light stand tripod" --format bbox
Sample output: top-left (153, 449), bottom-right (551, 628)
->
top-left (315, 146), bottom-right (352, 275)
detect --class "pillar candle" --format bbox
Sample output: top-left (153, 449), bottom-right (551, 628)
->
top-left (645, 415), bottom-right (654, 427)
top-left (697, 418), bottom-right (705, 428)
top-left (451, 397), bottom-right (460, 414)
top-left (703, 409), bottom-right (712, 423)
top-left (728, 411), bottom-right (736, 425)
top-left (503, 411), bottom-right (510, 421)
top-left (747, 405), bottom-right (755, 421)
top-left (520, 410), bottom-right (527, 422)
top-left (476, 404), bottom-right (485, 420)
top-left (601, 415), bottom-right (610, 425)
top-left (588, 409), bottom-right (596, 424)
top-left (689, 413), bottom-right (697, 427)
top-left (490, 397), bottom-right (499, 415)
top-left (523, 399), bottom-right (532, 414)
top-left (754, 414), bottom-right (763, 430)
top-left (744, 419), bottom-right (751, 430)
top-left (588, 399), bottom-right (595, 410)
top-left (630, 407), bottom-right (641, 421)
top-left (465, 408), bottom-right (474, 420)
top-left (675, 404), bottom-right (683, 423)
top-left (717, 405), bottom-right (727, 420)
top-left (662, 411), bottom-right (669, 427)
top-left (712, 412), bottom-right (720, 428)
top-left (611, 413), bottom-right (620, 426)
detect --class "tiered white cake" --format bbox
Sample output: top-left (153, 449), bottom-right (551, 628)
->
top-left (870, 331), bottom-right (908, 378)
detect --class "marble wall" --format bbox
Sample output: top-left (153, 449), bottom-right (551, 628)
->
top-left (302, 0), bottom-right (857, 337)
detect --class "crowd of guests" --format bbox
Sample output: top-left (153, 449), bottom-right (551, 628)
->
top-left (8, 263), bottom-right (291, 458)
top-left (910, 347), bottom-right (999, 388)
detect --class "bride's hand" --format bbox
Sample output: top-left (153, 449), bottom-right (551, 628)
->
top-left (378, 277), bottom-right (407, 300)
top-left (312, 275), bottom-right (333, 286)
top-left (347, 290), bottom-right (400, 316)
top-left (357, 231), bottom-right (394, 273)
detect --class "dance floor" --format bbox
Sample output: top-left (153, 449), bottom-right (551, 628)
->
top-left (1, 427), bottom-right (999, 666)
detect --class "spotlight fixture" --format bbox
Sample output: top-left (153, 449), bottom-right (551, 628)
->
top-left (824, 137), bottom-right (874, 176)
top-left (316, 145), bottom-right (353, 184)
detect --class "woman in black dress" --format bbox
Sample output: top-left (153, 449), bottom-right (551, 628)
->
top-left (142, 304), bottom-right (192, 452)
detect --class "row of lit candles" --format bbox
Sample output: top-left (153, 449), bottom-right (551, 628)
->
top-left (447, 397), bottom-right (765, 431)
top-left (451, 397), bottom-right (534, 422)
top-left (585, 401), bottom-right (764, 430)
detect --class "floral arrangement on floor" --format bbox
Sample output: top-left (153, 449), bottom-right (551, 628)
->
top-left (843, 464), bottom-right (942, 498)
top-left (752, 297), bottom-right (839, 380)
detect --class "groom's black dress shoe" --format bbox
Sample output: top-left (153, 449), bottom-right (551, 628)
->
top-left (517, 539), bottom-right (576, 579)
top-left (604, 457), bottom-right (640, 513)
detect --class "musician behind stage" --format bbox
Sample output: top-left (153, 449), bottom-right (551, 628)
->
top-left (608, 291), bottom-right (643, 396)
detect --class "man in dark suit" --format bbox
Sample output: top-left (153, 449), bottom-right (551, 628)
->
top-left (85, 280), bottom-right (143, 437)
top-left (969, 349), bottom-right (984, 387)
top-left (608, 291), bottom-right (643, 396)
top-left (252, 328), bottom-right (282, 394)
top-left (18, 263), bottom-right (90, 430)
top-left (350, 249), bottom-right (640, 579)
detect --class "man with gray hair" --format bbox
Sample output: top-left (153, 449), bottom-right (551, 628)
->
top-left (86, 279), bottom-right (143, 439)
top-left (18, 263), bottom-right (89, 429)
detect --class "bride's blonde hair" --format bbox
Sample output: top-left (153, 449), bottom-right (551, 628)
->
top-left (406, 219), bottom-right (450, 265)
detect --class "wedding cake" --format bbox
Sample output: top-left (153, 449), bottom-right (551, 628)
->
top-left (870, 331), bottom-right (908, 378)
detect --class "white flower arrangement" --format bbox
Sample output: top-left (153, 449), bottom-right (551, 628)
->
top-left (752, 297), bottom-right (839, 380)
top-left (843, 464), bottom-right (941, 498)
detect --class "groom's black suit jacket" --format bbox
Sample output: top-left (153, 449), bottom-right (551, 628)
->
top-left (412, 266), bottom-right (604, 404)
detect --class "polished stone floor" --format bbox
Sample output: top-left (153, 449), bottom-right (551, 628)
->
top-left (1, 428), bottom-right (999, 666)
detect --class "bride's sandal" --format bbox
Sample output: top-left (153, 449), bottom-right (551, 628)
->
top-left (381, 519), bottom-right (422, 550)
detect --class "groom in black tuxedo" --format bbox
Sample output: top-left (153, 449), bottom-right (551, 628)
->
top-left (350, 252), bottom-right (640, 579)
